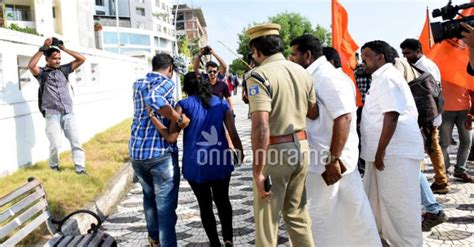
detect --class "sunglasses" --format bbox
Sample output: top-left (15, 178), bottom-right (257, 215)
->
top-left (207, 70), bottom-right (218, 74)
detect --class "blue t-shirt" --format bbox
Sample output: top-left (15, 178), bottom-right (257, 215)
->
top-left (177, 95), bottom-right (234, 183)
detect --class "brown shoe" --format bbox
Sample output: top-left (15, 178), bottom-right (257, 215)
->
top-left (430, 182), bottom-right (450, 194)
top-left (453, 172), bottom-right (473, 183)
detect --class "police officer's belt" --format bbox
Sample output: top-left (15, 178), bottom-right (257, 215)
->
top-left (269, 131), bottom-right (307, 145)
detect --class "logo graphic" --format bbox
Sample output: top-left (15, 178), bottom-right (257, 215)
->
top-left (197, 126), bottom-right (222, 146)
top-left (249, 85), bottom-right (259, 96)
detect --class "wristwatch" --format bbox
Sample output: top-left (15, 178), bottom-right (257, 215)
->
top-left (177, 115), bottom-right (184, 125)
top-left (325, 154), bottom-right (339, 165)
top-left (148, 110), bottom-right (155, 118)
top-left (39, 46), bottom-right (48, 53)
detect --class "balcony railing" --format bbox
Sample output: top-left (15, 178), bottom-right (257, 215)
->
top-left (94, 16), bottom-right (131, 28)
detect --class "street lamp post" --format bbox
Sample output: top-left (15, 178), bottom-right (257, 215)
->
top-left (115, 0), bottom-right (121, 54)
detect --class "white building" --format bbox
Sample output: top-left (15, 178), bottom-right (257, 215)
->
top-left (0, 0), bottom-right (148, 176)
top-left (94, 0), bottom-right (176, 56)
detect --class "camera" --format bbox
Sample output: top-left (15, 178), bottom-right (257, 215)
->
top-left (430, 1), bottom-right (474, 43)
top-left (202, 46), bottom-right (212, 55)
top-left (52, 37), bottom-right (64, 47)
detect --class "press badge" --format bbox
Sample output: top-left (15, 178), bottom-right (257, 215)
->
top-left (249, 85), bottom-right (259, 96)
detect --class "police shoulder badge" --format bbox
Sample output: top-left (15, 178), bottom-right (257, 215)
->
top-left (249, 85), bottom-right (259, 96)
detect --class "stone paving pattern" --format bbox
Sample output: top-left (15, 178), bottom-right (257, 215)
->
top-left (102, 92), bottom-right (474, 246)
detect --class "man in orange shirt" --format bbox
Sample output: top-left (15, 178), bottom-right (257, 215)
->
top-left (439, 80), bottom-right (474, 182)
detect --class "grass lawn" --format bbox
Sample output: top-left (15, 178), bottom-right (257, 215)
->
top-left (0, 118), bottom-right (132, 244)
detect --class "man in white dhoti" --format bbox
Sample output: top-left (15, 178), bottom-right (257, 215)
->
top-left (289, 34), bottom-right (381, 246)
top-left (360, 40), bottom-right (424, 247)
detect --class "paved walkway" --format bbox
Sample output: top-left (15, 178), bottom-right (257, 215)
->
top-left (102, 91), bottom-right (474, 246)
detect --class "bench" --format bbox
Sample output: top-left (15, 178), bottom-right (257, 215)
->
top-left (0, 177), bottom-right (117, 247)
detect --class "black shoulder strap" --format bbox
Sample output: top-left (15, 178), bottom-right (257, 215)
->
top-left (409, 63), bottom-right (425, 75)
top-left (250, 71), bottom-right (271, 96)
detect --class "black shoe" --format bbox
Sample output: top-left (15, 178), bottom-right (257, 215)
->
top-left (453, 172), bottom-right (473, 182)
top-left (75, 170), bottom-right (87, 175)
top-left (430, 182), bottom-right (450, 194)
top-left (50, 166), bottom-right (60, 172)
top-left (422, 211), bottom-right (448, 232)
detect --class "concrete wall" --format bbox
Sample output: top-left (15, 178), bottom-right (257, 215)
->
top-left (0, 28), bottom-right (147, 177)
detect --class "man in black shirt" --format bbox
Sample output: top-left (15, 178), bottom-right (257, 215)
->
top-left (193, 47), bottom-right (234, 110)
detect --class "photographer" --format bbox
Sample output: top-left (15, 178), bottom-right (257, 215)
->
top-left (28, 38), bottom-right (86, 174)
top-left (461, 22), bottom-right (474, 76)
top-left (193, 46), bottom-right (234, 111)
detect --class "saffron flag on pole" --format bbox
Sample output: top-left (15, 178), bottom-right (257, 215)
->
top-left (331, 0), bottom-right (362, 106)
top-left (427, 1), bottom-right (474, 90)
top-left (419, 7), bottom-right (433, 54)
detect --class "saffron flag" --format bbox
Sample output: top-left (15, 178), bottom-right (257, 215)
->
top-left (427, 1), bottom-right (474, 90)
top-left (419, 8), bottom-right (433, 54)
top-left (331, 0), bottom-right (362, 106)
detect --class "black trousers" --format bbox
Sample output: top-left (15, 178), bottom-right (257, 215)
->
top-left (188, 176), bottom-right (233, 246)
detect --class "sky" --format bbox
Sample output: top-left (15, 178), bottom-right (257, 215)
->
top-left (177, 0), bottom-right (468, 64)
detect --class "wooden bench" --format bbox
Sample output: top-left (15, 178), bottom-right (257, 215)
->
top-left (0, 177), bottom-right (117, 247)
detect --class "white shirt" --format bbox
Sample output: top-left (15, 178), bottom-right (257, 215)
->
top-left (360, 63), bottom-right (424, 162)
top-left (414, 55), bottom-right (442, 126)
top-left (306, 56), bottom-right (359, 174)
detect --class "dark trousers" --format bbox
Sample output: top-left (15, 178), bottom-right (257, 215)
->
top-left (188, 176), bottom-right (233, 246)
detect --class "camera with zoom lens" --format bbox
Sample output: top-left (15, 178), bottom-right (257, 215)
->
top-left (202, 46), bottom-right (212, 55)
top-left (52, 37), bottom-right (64, 47)
top-left (430, 0), bottom-right (474, 43)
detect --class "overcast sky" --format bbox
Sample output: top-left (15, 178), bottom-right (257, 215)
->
top-left (177, 0), bottom-right (468, 63)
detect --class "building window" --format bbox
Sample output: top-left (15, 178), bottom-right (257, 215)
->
top-left (176, 22), bottom-right (184, 30)
top-left (177, 13), bottom-right (184, 21)
top-left (5, 5), bottom-right (32, 21)
top-left (95, 0), bottom-right (104, 6)
top-left (96, 11), bottom-right (105, 15)
top-left (136, 7), bottom-right (145, 16)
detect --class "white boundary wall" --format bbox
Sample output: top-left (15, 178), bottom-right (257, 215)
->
top-left (0, 29), bottom-right (148, 176)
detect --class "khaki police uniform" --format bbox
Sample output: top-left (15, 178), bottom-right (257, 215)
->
top-left (246, 23), bottom-right (316, 247)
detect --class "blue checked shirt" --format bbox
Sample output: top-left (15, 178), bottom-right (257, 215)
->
top-left (129, 72), bottom-right (177, 161)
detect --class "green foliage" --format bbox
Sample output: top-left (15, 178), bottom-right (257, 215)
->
top-left (178, 36), bottom-right (191, 58)
top-left (236, 12), bottom-right (331, 59)
top-left (8, 23), bottom-right (38, 35)
top-left (229, 58), bottom-right (249, 75)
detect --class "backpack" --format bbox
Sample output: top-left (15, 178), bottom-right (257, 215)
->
top-left (37, 66), bottom-right (71, 117)
top-left (407, 65), bottom-right (444, 127)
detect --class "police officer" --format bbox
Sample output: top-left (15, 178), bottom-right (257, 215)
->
top-left (245, 23), bottom-right (317, 246)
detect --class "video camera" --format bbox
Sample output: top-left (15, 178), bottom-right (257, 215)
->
top-left (202, 46), bottom-right (212, 55)
top-left (52, 37), bottom-right (64, 47)
top-left (430, 0), bottom-right (474, 43)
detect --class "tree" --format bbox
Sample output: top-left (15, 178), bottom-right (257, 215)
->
top-left (229, 58), bottom-right (249, 75)
top-left (178, 36), bottom-right (191, 57)
top-left (236, 12), bottom-right (331, 59)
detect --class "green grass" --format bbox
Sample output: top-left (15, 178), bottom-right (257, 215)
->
top-left (0, 118), bottom-right (132, 244)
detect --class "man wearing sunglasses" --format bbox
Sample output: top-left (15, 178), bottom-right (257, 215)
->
top-left (193, 46), bottom-right (234, 111)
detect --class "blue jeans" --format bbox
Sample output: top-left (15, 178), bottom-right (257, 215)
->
top-left (131, 153), bottom-right (179, 247)
top-left (420, 172), bottom-right (443, 214)
top-left (439, 110), bottom-right (472, 174)
top-left (45, 113), bottom-right (85, 171)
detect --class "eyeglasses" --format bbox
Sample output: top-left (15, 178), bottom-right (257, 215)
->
top-left (207, 70), bottom-right (218, 74)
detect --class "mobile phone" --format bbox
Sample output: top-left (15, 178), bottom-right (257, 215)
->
top-left (264, 175), bottom-right (272, 192)
top-left (321, 162), bottom-right (347, 186)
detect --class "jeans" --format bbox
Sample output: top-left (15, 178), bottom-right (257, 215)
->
top-left (45, 113), bottom-right (85, 171)
top-left (420, 172), bottom-right (443, 214)
top-left (439, 110), bottom-right (472, 174)
top-left (132, 153), bottom-right (180, 247)
top-left (188, 176), bottom-right (233, 246)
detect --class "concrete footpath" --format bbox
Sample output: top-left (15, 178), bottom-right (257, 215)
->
top-left (101, 91), bottom-right (474, 246)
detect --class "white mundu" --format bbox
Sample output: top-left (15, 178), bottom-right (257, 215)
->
top-left (361, 63), bottom-right (424, 247)
top-left (305, 56), bottom-right (381, 246)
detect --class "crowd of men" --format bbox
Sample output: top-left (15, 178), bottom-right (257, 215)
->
top-left (29, 19), bottom-right (474, 247)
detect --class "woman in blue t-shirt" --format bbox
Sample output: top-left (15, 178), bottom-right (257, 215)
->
top-left (149, 72), bottom-right (243, 247)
